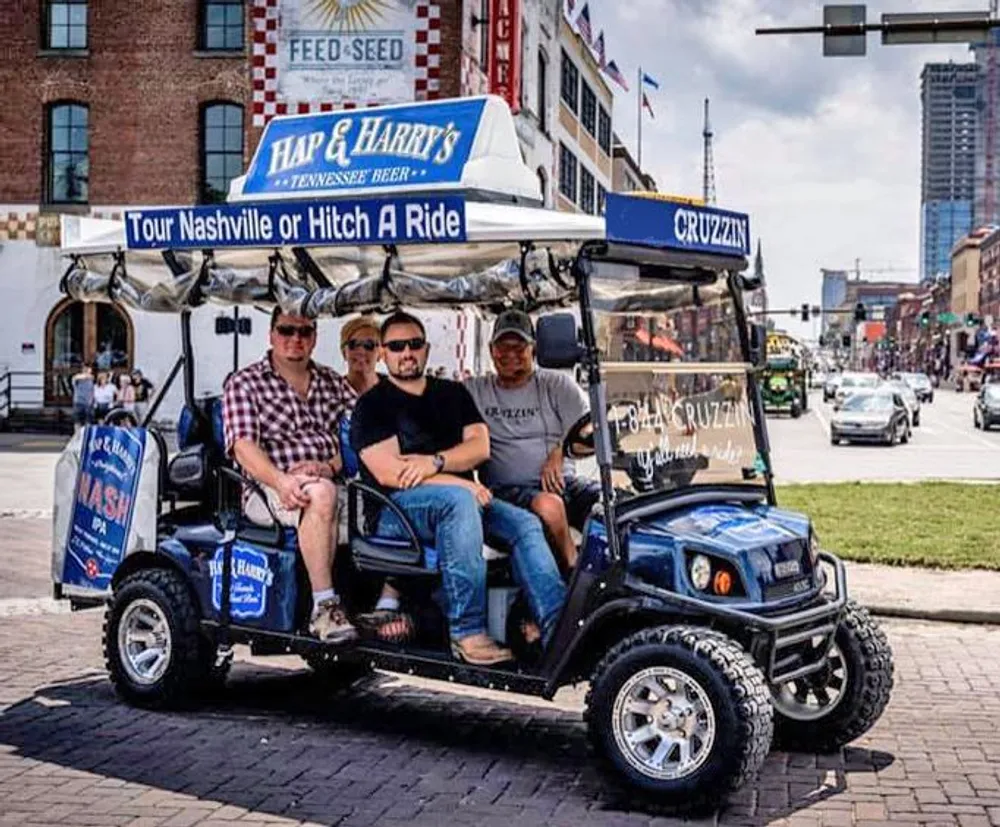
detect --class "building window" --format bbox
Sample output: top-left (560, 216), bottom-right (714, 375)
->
top-left (44, 0), bottom-right (87, 50)
top-left (45, 102), bottom-right (89, 204)
top-left (200, 103), bottom-right (244, 204)
top-left (597, 183), bottom-right (607, 216)
top-left (598, 106), bottom-right (611, 155)
top-left (537, 49), bottom-right (548, 133)
top-left (478, 0), bottom-right (489, 71)
top-left (200, 0), bottom-right (244, 50)
top-left (537, 166), bottom-right (548, 205)
top-left (559, 143), bottom-right (578, 202)
top-left (580, 167), bottom-right (596, 214)
top-left (560, 49), bottom-right (578, 113)
top-left (581, 82), bottom-right (596, 136)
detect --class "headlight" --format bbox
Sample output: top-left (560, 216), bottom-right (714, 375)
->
top-left (689, 554), bottom-right (712, 590)
top-left (808, 531), bottom-right (820, 566)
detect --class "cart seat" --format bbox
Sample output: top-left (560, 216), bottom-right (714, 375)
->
top-left (166, 397), bottom-right (225, 501)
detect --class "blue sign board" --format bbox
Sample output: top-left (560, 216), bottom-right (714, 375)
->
top-left (210, 543), bottom-right (275, 620)
top-left (62, 427), bottom-right (146, 590)
top-left (605, 193), bottom-right (751, 258)
top-left (241, 98), bottom-right (487, 198)
top-left (124, 195), bottom-right (467, 250)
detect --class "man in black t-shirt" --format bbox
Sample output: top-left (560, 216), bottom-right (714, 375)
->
top-left (351, 311), bottom-right (566, 666)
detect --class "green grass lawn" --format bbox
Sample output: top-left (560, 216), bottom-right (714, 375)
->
top-left (777, 482), bottom-right (1000, 571)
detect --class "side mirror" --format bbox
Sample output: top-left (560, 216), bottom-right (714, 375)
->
top-left (748, 323), bottom-right (767, 369)
top-left (536, 313), bottom-right (583, 369)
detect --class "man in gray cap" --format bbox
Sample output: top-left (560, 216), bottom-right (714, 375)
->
top-left (465, 309), bottom-right (600, 574)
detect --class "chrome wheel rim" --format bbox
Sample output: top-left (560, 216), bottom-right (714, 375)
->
top-left (611, 666), bottom-right (717, 781)
top-left (771, 642), bottom-right (848, 721)
top-left (118, 598), bottom-right (172, 686)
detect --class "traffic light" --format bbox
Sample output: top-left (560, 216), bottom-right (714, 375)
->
top-left (841, 334), bottom-right (851, 348)
top-left (854, 302), bottom-right (867, 323)
top-left (966, 313), bottom-right (981, 327)
top-left (920, 311), bottom-right (931, 327)
top-left (801, 303), bottom-right (810, 322)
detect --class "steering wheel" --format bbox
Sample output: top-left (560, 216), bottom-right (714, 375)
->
top-left (563, 413), bottom-right (595, 459)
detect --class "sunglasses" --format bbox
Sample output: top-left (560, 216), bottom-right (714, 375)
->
top-left (384, 337), bottom-right (427, 353)
top-left (275, 324), bottom-right (316, 339)
top-left (346, 338), bottom-right (377, 352)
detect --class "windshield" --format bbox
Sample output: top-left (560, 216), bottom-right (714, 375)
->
top-left (841, 393), bottom-right (892, 413)
top-left (985, 386), bottom-right (1000, 401)
top-left (842, 374), bottom-right (878, 388)
top-left (583, 272), bottom-right (763, 497)
top-left (902, 373), bottom-right (931, 387)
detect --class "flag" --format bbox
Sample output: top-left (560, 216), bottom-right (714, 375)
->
top-left (603, 59), bottom-right (629, 91)
top-left (642, 72), bottom-right (660, 90)
top-left (577, 3), bottom-right (592, 43)
top-left (642, 92), bottom-right (654, 119)
top-left (593, 30), bottom-right (606, 68)
top-left (564, 0), bottom-right (575, 16)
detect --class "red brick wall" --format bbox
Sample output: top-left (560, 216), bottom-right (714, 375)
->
top-left (438, 1), bottom-right (463, 99)
top-left (0, 0), bottom-right (252, 206)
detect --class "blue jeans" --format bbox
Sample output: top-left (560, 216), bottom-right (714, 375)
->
top-left (375, 485), bottom-right (567, 643)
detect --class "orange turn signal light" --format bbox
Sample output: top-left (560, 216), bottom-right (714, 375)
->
top-left (713, 570), bottom-right (733, 596)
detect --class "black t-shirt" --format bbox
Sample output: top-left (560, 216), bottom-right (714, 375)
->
top-left (350, 376), bottom-right (485, 495)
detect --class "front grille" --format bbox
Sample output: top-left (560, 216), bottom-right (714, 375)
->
top-left (764, 576), bottom-right (812, 601)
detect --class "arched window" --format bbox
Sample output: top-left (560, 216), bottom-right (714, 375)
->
top-left (200, 102), bottom-right (244, 203)
top-left (45, 102), bottom-right (89, 204)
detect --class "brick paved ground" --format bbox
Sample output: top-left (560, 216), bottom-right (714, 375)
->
top-left (0, 608), bottom-right (998, 827)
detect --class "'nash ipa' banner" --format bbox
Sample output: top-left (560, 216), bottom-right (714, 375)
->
top-left (278, 0), bottom-right (423, 105)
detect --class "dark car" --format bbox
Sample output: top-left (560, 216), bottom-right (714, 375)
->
top-left (831, 389), bottom-right (911, 446)
top-left (974, 384), bottom-right (1000, 430)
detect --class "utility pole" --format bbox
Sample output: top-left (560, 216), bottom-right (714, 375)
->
top-left (702, 98), bottom-right (717, 205)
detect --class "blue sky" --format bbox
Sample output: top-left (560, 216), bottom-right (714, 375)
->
top-left (591, 0), bottom-right (980, 338)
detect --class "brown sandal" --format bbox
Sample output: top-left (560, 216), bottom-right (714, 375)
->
top-left (355, 610), bottom-right (415, 644)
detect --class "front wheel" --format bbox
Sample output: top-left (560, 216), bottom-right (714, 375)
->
top-left (770, 601), bottom-right (893, 753)
top-left (790, 400), bottom-right (802, 419)
top-left (585, 626), bottom-right (773, 813)
top-left (104, 568), bottom-right (212, 709)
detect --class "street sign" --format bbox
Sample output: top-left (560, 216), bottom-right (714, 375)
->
top-left (824, 5), bottom-right (867, 56)
top-left (881, 11), bottom-right (991, 45)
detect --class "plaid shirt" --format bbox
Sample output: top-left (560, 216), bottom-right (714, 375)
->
top-left (223, 353), bottom-right (357, 474)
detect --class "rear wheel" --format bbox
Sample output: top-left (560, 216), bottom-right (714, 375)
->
top-left (104, 568), bottom-right (212, 708)
top-left (790, 400), bottom-right (802, 419)
top-left (770, 601), bottom-right (893, 753)
top-left (585, 626), bottom-right (772, 814)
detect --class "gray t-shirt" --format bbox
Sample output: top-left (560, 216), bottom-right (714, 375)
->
top-left (465, 369), bottom-right (588, 488)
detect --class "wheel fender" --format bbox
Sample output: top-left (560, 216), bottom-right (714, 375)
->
top-left (111, 541), bottom-right (194, 591)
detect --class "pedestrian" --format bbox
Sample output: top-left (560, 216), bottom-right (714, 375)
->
top-left (116, 373), bottom-right (136, 414)
top-left (70, 363), bottom-right (95, 433)
top-left (91, 372), bottom-right (117, 423)
top-left (131, 369), bottom-right (154, 422)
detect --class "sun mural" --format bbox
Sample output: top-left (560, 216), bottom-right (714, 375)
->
top-left (307, 0), bottom-right (395, 32)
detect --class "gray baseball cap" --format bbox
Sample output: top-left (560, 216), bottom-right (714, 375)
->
top-left (491, 309), bottom-right (535, 344)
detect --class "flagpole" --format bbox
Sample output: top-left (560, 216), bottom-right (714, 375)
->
top-left (637, 65), bottom-right (643, 169)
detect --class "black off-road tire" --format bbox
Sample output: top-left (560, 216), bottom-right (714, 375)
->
top-left (585, 626), bottom-right (773, 814)
top-left (772, 600), bottom-right (894, 753)
top-left (790, 400), bottom-right (802, 419)
top-left (104, 568), bottom-right (211, 709)
top-left (302, 650), bottom-right (373, 690)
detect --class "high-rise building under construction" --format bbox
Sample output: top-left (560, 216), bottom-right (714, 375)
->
top-left (920, 62), bottom-right (980, 282)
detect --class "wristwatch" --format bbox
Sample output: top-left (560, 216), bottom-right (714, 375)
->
top-left (433, 454), bottom-right (446, 474)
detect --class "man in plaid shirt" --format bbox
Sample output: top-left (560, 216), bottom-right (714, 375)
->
top-left (223, 308), bottom-right (357, 644)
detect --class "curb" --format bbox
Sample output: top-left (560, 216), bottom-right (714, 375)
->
top-left (866, 604), bottom-right (1000, 626)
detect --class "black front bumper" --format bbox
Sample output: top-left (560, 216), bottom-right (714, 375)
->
top-left (628, 552), bottom-right (848, 683)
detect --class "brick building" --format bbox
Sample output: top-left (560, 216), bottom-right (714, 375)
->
top-left (1, 0), bottom-right (569, 420)
top-left (979, 227), bottom-right (1000, 324)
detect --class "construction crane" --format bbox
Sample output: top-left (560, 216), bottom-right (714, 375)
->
top-left (984, 0), bottom-right (999, 226)
top-left (702, 98), bottom-right (716, 205)
top-left (843, 260), bottom-right (918, 280)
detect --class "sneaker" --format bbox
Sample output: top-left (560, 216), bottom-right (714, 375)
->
top-left (450, 633), bottom-right (513, 665)
top-left (310, 598), bottom-right (358, 644)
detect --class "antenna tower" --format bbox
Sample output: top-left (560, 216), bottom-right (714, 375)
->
top-left (702, 97), bottom-right (717, 205)
top-left (984, 0), bottom-right (999, 225)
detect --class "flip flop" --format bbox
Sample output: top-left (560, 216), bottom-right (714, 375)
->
top-left (355, 610), bottom-right (415, 644)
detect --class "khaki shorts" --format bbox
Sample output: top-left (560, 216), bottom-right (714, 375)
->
top-left (244, 481), bottom-right (349, 545)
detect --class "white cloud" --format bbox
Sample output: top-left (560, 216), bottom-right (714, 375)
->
top-left (595, 0), bottom-right (977, 337)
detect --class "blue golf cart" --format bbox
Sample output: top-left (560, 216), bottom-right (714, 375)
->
top-left (50, 96), bottom-right (892, 812)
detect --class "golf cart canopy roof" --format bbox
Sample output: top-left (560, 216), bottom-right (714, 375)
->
top-left (58, 96), bottom-right (751, 317)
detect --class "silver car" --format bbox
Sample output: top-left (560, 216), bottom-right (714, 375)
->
top-left (823, 373), bottom-right (843, 402)
top-left (831, 389), bottom-right (912, 446)
top-left (834, 373), bottom-right (879, 407)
